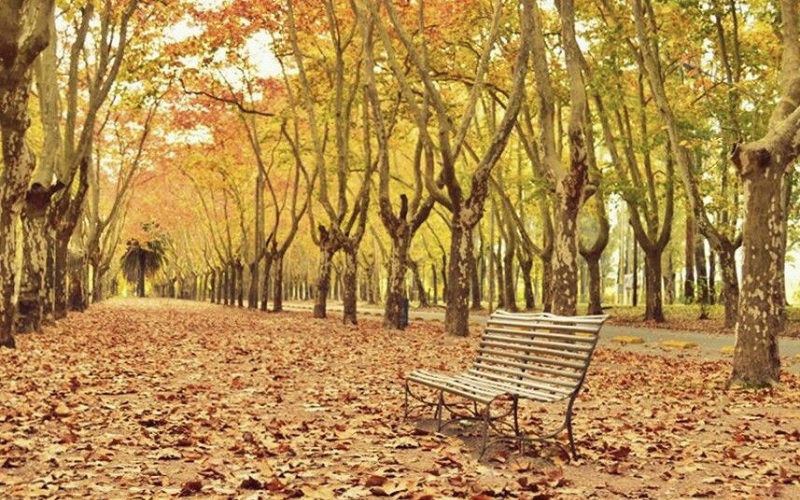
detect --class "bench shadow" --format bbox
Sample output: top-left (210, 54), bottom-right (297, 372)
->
top-left (410, 417), bottom-right (568, 467)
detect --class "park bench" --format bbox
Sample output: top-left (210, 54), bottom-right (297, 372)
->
top-left (404, 310), bottom-right (608, 459)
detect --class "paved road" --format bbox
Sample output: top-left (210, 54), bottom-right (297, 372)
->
top-left (283, 301), bottom-right (800, 375)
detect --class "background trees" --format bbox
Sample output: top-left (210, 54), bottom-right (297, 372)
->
top-left (2, 0), bottom-right (798, 387)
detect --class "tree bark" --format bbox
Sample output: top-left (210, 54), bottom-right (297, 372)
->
top-left (502, 236), bottom-right (517, 312)
top-left (730, 151), bottom-right (784, 386)
top-left (643, 249), bottom-right (664, 322)
top-left (261, 254), bottom-right (273, 311)
top-left (16, 190), bottom-right (52, 332)
top-left (313, 248), bottom-right (334, 319)
top-left (137, 250), bottom-right (146, 297)
top-left (470, 252), bottom-right (483, 311)
top-left (409, 260), bottom-right (429, 308)
top-left (444, 223), bottom-right (472, 336)
top-left (550, 188), bottom-right (582, 316)
top-left (342, 245), bottom-right (358, 325)
top-left (68, 252), bottom-right (87, 311)
top-left (694, 233), bottom-right (709, 306)
top-left (718, 248), bottom-right (739, 328)
top-left (384, 239), bottom-right (410, 329)
top-left (519, 249), bottom-right (535, 311)
top-left (248, 260), bottom-right (259, 309)
top-left (272, 253), bottom-right (284, 312)
top-left (235, 259), bottom-right (244, 307)
top-left (585, 255), bottom-right (603, 315)
top-left (209, 270), bottom-right (216, 304)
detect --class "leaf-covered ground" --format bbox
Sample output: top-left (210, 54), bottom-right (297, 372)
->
top-left (1, 299), bottom-right (799, 499)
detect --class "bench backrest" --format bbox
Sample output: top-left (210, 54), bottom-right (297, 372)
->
top-left (471, 311), bottom-right (608, 401)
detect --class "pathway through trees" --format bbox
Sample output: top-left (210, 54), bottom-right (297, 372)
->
top-left (1, 299), bottom-right (799, 498)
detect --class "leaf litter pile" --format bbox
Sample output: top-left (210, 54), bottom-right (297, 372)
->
top-left (1, 299), bottom-right (799, 499)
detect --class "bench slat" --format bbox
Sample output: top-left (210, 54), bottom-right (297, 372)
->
top-left (483, 328), bottom-right (597, 344)
top-left (476, 348), bottom-right (586, 370)
top-left (407, 370), bottom-right (501, 404)
top-left (490, 311), bottom-right (607, 326)
top-left (472, 362), bottom-right (583, 387)
top-left (490, 319), bottom-right (607, 327)
top-left (458, 372), bottom-right (567, 402)
top-left (478, 343), bottom-right (589, 363)
top-left (480, 337), bottom-right (592, 359)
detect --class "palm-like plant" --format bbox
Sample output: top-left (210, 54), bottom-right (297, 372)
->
top-left (121, 239), bottom-right (165, 297)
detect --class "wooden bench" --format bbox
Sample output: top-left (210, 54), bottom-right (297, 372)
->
top-left (404, 310), bottom-right (608, 458)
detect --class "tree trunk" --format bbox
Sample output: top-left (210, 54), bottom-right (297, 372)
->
top-left (221, 268), bottom-right (229, 305)
top-left (17, 200), bottom-right (50, 333)
top-left (664, 253), bottom-right (675, 304)
top-left (440, 254), bottom-right (448, 303)
top-left (584, 254), bottom-right (603, 315)
top-left (541, 252), bottom-right (553, 313)
top-left (684, 215), bottom-right (696, 302)
top-left (519, 251), bottom-right (535, 311)
top-left (470, 252), bottom-right (482, 311)
top-left (313, 249), bottom-right (334, 319)
top-left (91, 260), bottom-right (109, 304)
top-left (209, 270), bottom-right (216, 303)
top-left (384, 240), bottom-right (409, 329)
top-left (341, 246), bottom-right (358, 325)
top-left (410, 260), bottom-right (429, 308)
top-left (503, 243), bottom-right (518, 312)
top-left (235, 260), bottom-right (244, 307)
top-left (137, 251), bottom-right (146, 297)
top-left (694, 234), bottom-right (709, 305)
top-left (643, 249), bottom-right (665, 322)
top-left (248, 260), bottom-right (259, 309)
top-left (730, 148), bottom-right (784, 387)
top-left (550, 193), bottom-right (581, 316)
top-left (0, 0), bottom-right (54, 348)
top-left (495, 251), bottom-right (504, 310)
top-left (273, 253), bottom-right (285, 312)
top-left (431, 263), bottom-right (438, 305)
top-left (718, 248), bottom-right (739, 329)
top-left (215, 268), bottom-right (223, 304)
top-left (0, 204), bottom-right (20, 347)
top-left (43, 241), bottom-right (55, 324)
top-left (69, 253), bottom-right (87, 312)
top-left (444, 222), bottom-right (472, 337)
top-left (261, 254), bottom-right (274, 311)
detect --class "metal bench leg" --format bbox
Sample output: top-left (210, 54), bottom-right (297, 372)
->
top-left (435, 392), bottom-right (445, 431)
top-left (512, 397), bottom-right (525, 453)
top-left (403, 382), bottom-right (410, 419)
top-left (566, 417), bottom-right (578, 460)
top-left (477, 403), bottom-right (491, 459)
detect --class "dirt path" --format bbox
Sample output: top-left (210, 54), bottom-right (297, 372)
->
top-left (1, 298), bottom-right (799, 498)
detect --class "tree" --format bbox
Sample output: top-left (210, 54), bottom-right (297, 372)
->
top-left (281, 0), bottom-right (373, 324)
top-left (85, 86), bottom-right (165, 304)
top-left (19, 0), bottom-right (144, 326)
top-left (528, 0), bottom-right (591, 316)
top-left (578, 120), bottom-right (610, 316)
top-left (727, 0), bottom-right (800, 387)
top-left (0, 0), bottom-right (55, 348)
top-left (375, 0), bottom-right (532, 336)
top-left (121, 237), bottom-right (165, 297)
top-left (361, 6), bottom-right (435, 329)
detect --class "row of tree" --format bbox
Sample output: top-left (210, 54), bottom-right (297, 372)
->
top-left (2, 0), bottom-right (799, 390)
